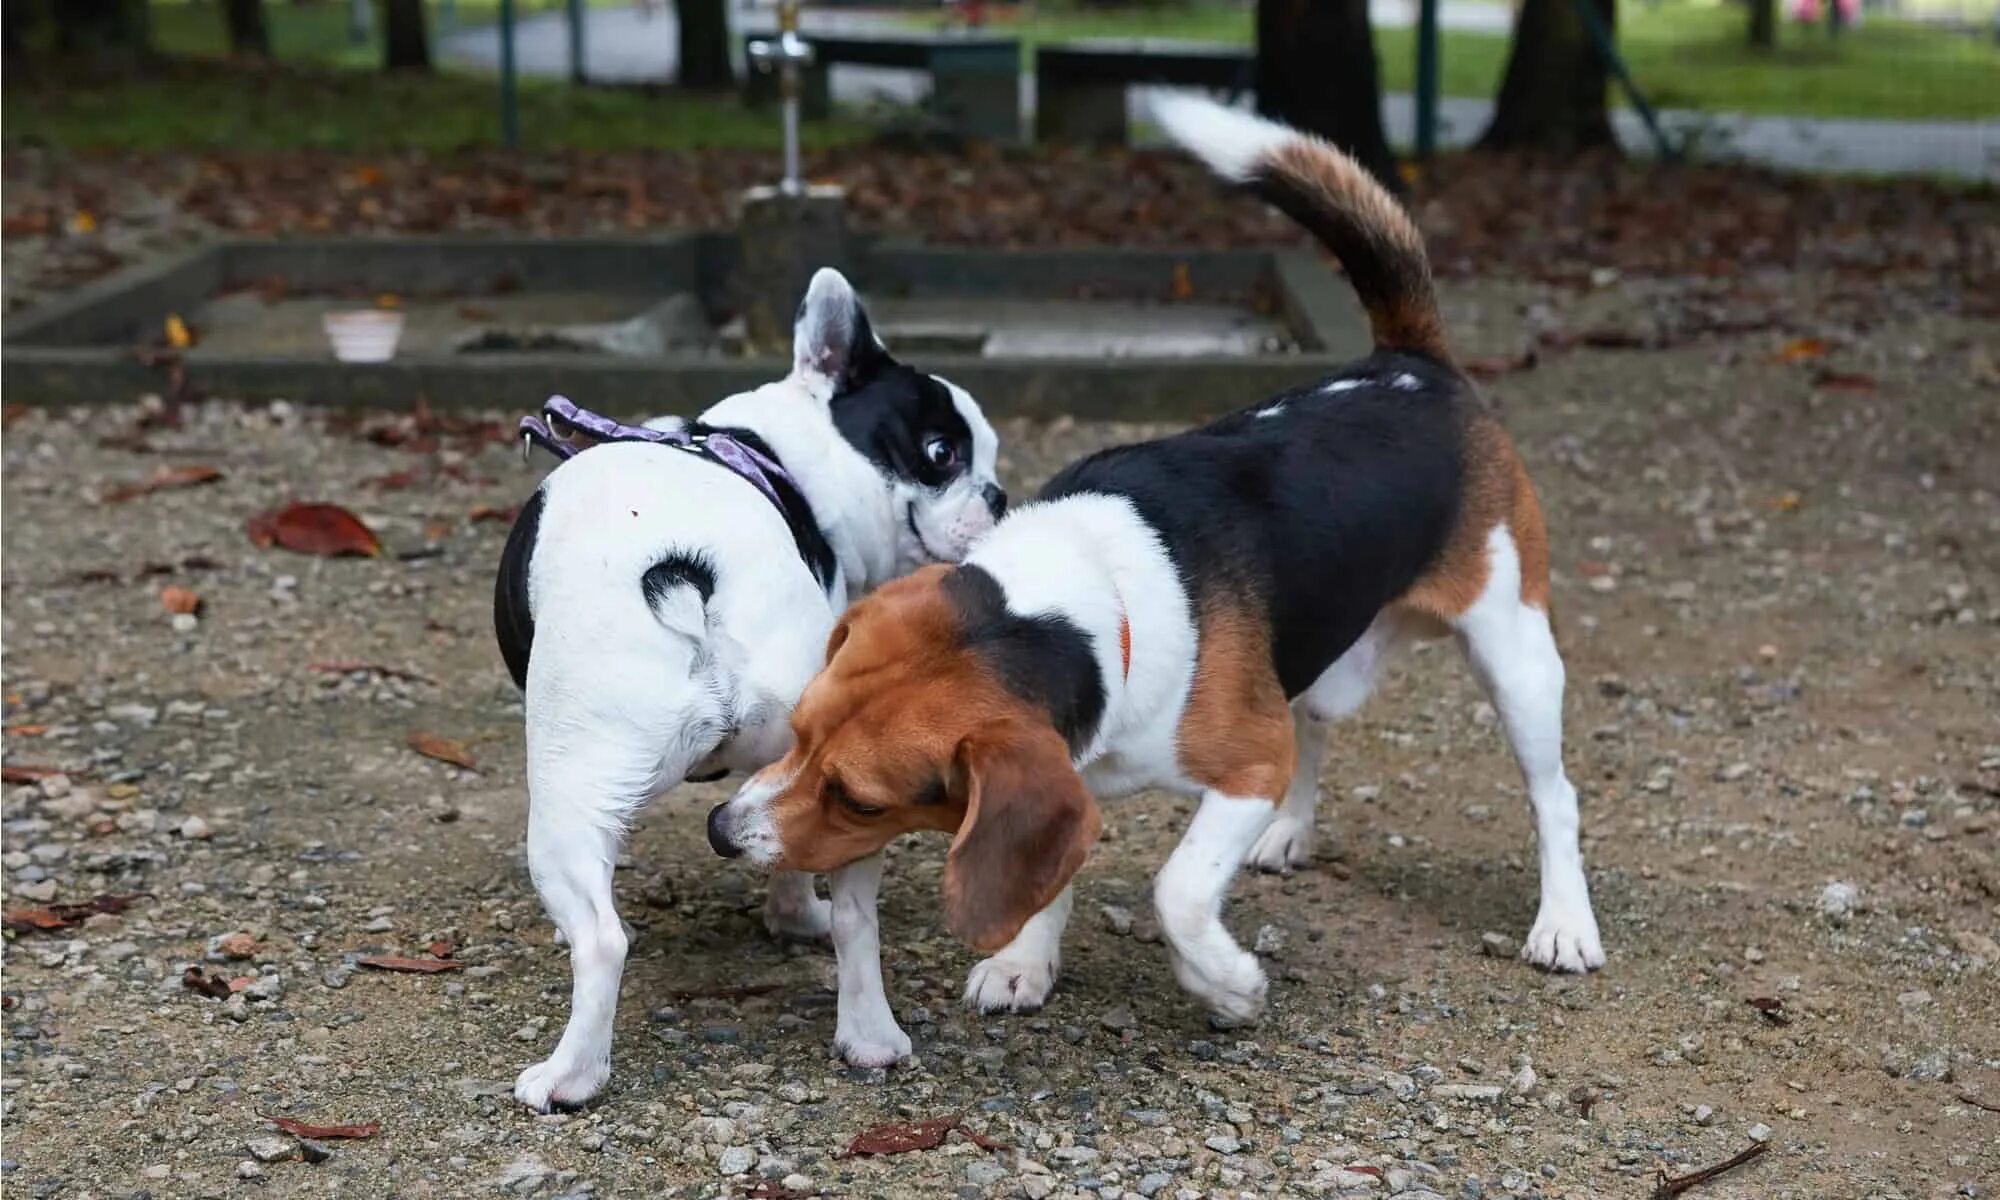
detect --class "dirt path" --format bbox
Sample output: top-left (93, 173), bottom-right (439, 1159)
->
top-left (3, 283), bottom-right (1997, 1199)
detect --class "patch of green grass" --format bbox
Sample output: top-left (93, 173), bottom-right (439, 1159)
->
top-left (936, 0), bottom-right (2000, 120)
top-left (3, 63), bottom-right (866, 154)
top-left (145, 0), bottom-right (617, 68)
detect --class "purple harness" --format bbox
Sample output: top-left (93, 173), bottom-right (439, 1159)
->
top-left (519, 394), bottom-right (799, 518)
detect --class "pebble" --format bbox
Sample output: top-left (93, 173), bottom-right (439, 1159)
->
top-left (1137, 1171), bottom-right (1173, 1197)
top-left (1716, 761), bottom-right (1754, 782)
top-left (1818, 881), bottom-right (1859, 924)
top-left (238, 1161), bottom-right (267, 1180)
top-left (321, 963), bottom-right (356, 989)
top-left (1100, 904), bottom-right (1135, 936)
top-left (247, 1136), bottom-right (294, 1163)
top-left (1692, 1104), bottom-right (1717, 1125)
top-left (1479, 931), bottom-right (1517, 958)
top-left (177, 815), bottom-right (213, 840)
top-left (1746, 1123), bottom-right (1773, 1143)
top-left (1253, 923), bottom-right (1286, 956)
top-left (716, 1146), bottom-right (754, 1176)
top-left (964, 1159), bottom-right (1007, 1187)
top-left (1509, 1063), bottom-right (1538, 1096)
top-left (1101, 1005), bottom-right (1138, 1033)
top-left (299, 1140), bottom-right (333, 1164)
top-left (780, 1176), bottom-right (813, 1193)
top-left (1432, 1084), bottom-right (1502, 1102)
top-left (1204, 1134), bottom-right (1242, 1155)
top-left (170, 612), bottom-right (200, 634)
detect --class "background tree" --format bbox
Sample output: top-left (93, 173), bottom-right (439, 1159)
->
top-left (1255, 0), bottom-right (1399, 189)
top-left (225, 0), bottom-right (271, 58)
top-left (1748, 0), bottom-right (1777, 49)
top-left (49, 0), bottom-right (152, 62)
top-left (382, 0), bottom-right (429, 70)
top-left (677, 0), bottom-right (732, 90)
top-left (1479, 0), bottom-right (1616, 151)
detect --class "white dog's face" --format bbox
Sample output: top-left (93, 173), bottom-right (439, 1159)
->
top-left (829, 369), bottom-right (1005, 573)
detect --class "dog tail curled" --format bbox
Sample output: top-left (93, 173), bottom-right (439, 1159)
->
top-left (1152, 94), bottom-right (1449, 363)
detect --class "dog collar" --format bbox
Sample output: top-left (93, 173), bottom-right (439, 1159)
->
top-left (519, 395), bottom-right (837, 592)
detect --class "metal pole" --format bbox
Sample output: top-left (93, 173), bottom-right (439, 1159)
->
top-left (499, 0), bottom-right (520, 149)
top-left (1569, 0), bottom-right (1676, 162)
top-left (1415, 0), bottom-right (1440, 158)
top-left (748, 0), bottom-right (814, 194)
top-left (567, 0), bottom-right (586, 83)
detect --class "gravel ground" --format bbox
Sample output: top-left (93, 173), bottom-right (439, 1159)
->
top-left (3, 279), bottom-right (1998, 1200)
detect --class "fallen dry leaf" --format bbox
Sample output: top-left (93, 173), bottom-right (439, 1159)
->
top-left (355, 955), bottom-right (467, 974)
top-left (426, 940), bottom-right (455, 959)
top-left (2, 765), bottom-right (68, 784)
top-left (265, 1113), bottom-right (383, 1140)
top-left (101, 464), bottom-right (223, 504)
top-left (1812, 368), bottom-right (1877, 392)
top-left (246, 503), bottom-right (382, 558)
top-left (468, 504), bottom-right (521, 523)
top-left (1170, 262), bottom-right (1194, 301)
top-left (159, 586), bottom-right (202, 615)
top-left (3, 894), bottom-right (145, 934)
top-left (1778, 336), bottom-right (1829, 362)
top-left (407, 731), bottom-right (477, 772)
top-left (181, 967), bottom-right (232, 999)
top-left (839, 1114), bottom-right (1007, 1158)
top-left (1746, 996), bottom-right (1792, 1026)
top-left (1, 404), bottom-right (28, 428)
top-left (1771, 491), bottom-right (1804, 512)
top-left (165, 314), bottom-right (195, 349)
top-left (6, 725), bottom-right (48, 737)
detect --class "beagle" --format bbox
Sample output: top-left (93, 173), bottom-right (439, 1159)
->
top-left (495, 269), bottom-right (1005, 1108)
top-left (707, 96), bottom-right (1605, 1066)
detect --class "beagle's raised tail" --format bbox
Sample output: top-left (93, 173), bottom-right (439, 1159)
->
top-left (1152, 94), bottom-right (1449, 363)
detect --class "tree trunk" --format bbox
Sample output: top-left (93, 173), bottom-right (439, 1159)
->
top-left (381, 0), bottom-right (429, 70)
top-left (1748, 0), bottom-right (1776, 48)
top-left (1478, 0), bottom-right (1616, 152)
top-left (225, 0), bottom-right (270, 57)
top-left (677, 0), bottom-right (733, 90)
top-left (1254, 0), bottom-right (1399, 190)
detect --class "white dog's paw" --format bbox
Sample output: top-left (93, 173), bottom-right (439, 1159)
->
top-left (1245, 813), bottom-right (1315, 874)
top-left (763, 890), bottom-right (833, 943)
top-left (834, 1019), bottom-right (912, 1069)
top-left (1521, 903), bottom-right (1606, 973)
top-left (1171, 944), bottom-right (1268, 1023)
top-left (962, 954), bottom-right (1058, 1014)
top-left (513, 1053), bottom-right (609, 1113)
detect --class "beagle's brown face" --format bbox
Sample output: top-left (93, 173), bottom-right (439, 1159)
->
top-left (707, 566), bottom-right (1101, 952)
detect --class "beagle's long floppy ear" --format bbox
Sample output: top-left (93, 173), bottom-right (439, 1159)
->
top-left (943, 719), bottom-right (1100, 953)
top-left (792, 268), bottom-right (891, 393)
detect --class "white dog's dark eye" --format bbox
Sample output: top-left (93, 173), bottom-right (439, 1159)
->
top-left (923, 436), bottom-right (958, 468)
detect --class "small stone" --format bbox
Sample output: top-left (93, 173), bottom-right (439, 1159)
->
top-left (1743, 946), bottom-right (1765, 964)
top-left (1746, 1123), bottom-right (1773, 1143)
top-left (1510, 1063), bottom-right (1538, 1096)
top-left (1203, 1134), bottom-right (1242, 1155)
top-left (38, 775), bottom-right (71, 800)
top-left (1126, 1108), bottom-right (1169, 1127)
top-left (223, 993), bottom-right (251, 1022)
top-left (361, 916), bottom-right (396, 933)
top-left (247, 1136), bottom-right (293, 1163)
top-left (321, 963), bottom-right (355, 990)
top-left (780, 1176), bottom-right (813, 1194)
top-left (1898, 989), bottom-right (1933, 1009)
top-left (1100, 905), bottom-right (1135, 936)
top-left (775, 1081), bottom-right (811, 1104)
top-left (1716, 762), bottom-right (1753, 782)
top-left (171, 612), bottom-right (200, 634)
top-left (1253, 924), bottom-right (1286, 956)
top-left (1432, 1084), bottom-right (1502, 1102)
top-left (299, 1140), bottom-right (332, 1164)
top-left (237, 1161), bottom-right (267, 1180)
top-left (210, 932), bottom-right (259, 960)
top-left (1479, 931), bottom-right (1517, 958)
top-left (1818, 881), bottom-right (1859, 924)
top-left (245, 973), bottom-right (284, 1003)
top-left (1022, 1178), bottom-right (1054, 1200)
top-left (177, 815), bottom-right (213, 840)
top-left (1692, 1104), bottom-right (1716, 1126)
top-left (716, 1146), bottom-right (755, 1176)
top-left (1101, 1006), bottom-right (1137, 1033)
top-left (965, 1159), bottom-right (1007, 1188)
top-left (1137, 1172), bottom-right (1173, 1197)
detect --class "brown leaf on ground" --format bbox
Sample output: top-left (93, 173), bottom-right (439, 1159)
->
top-left (1812, 369), bottom-right (1878, 392)
top-left (181, 967), bottom-right (233, 999)
top-left (1, 404), bottom-right (28, 428)
top-left (468, 504), bottom-right (521, 524)
top-left (1778, 336), bottom-right (1830, 362)
top-left (4, 894), bottom-right (145, 934)
top-left (1747, 996), bottom-right (1793, 1026)
top-left (101, 464), bottom-right (223, 504)
top-left (159, 586), bottom-right (202, 615)
top-left (2, 765), bottom-right (69, 784)
top-left (839, 1115), bottom-right (1007, 1158)
top-left (361, 468), bottom-right (424, 492)
top-left (308, 661), bottom-right (436, 685)
top-left (426, 940), bottom-right (454, 960)
top-left (246, 503), bottom-right (382, 558)
top-left (6, 725), bottom-right (48, 737)
top-left (1462, 349), bottom-right (1539, 380)
top-left (355, 955), bottom-right (467, 974)
top-left (407, 732), bottom-right (477, 772)
top-left (265, 1114), bottom-right (383, 1140)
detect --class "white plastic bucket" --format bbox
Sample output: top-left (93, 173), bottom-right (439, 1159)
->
top-left (323, 310), bottom-right (406, 363)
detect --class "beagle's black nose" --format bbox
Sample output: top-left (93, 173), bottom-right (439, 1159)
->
top-left (982, 483), bottom-right (1008, 519)
top-left (706, 804), bottom-right (743, 858)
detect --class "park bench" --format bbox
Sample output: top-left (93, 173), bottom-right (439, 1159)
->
top-left (742, 32), bottom-right (1021, 142)
top-left (1035, 39), bottom-right (1253, 144)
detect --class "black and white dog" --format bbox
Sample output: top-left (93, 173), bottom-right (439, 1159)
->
top-left (492, 269), bottom-right (1005, 1110)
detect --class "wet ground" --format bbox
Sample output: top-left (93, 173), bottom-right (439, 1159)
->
top-left (2, 277), bottom-right (1997, 1199)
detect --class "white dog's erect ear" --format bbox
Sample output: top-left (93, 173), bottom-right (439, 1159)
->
top-left (792, 268), bottom-right (889, 391)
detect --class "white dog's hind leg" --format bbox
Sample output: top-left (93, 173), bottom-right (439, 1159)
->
top-left (1453, 528), bottom-right (1604, 973)
top-left (1155, 792), bottom-right (1275, 1022)
top-left (763, 871), bottom-right (832, 942)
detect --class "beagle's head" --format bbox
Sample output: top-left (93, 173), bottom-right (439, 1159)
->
top-left (706, 565), bottom-right (1102, 952)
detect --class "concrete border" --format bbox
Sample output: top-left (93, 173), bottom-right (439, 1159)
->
top-left (3, 237), bottom-right (1366, 420)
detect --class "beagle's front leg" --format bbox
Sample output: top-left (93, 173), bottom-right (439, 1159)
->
top-left (828, 854), bottom-right (912, 1068)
